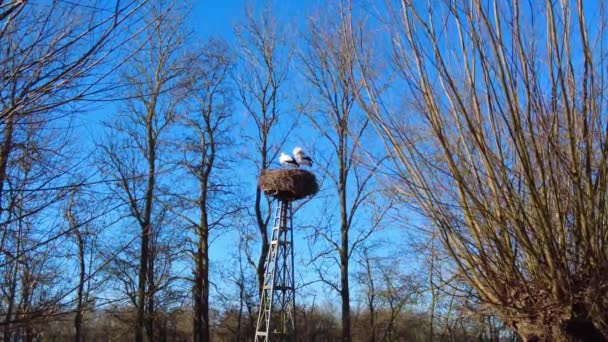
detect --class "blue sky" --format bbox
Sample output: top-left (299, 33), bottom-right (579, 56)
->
top-left (191, 0), bottom-right (310, 40)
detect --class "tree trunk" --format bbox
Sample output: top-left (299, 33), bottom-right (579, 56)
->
top-left (136, 224), bottom-right (149, 342)
top-left (515, 318), bottom-right (607, 342)
top-left (255, 134), bottom-right (270, 297)
top-left (368, 307), bottom-right (375, 342)
top-left (340, 241), bottom-right (350, 342)
top-left (236, 278), bottom-right (243, 342)
top-left (146, 250), bottom-right (155, 342)
top-left (192, 109), bottom-right (216, 342)
top-left (339, 131), bottom-right (351, 342)
top-left (3, 240), bottom-right (19, 340)
top-left (137, 109), bottom-right (156, 342)
top-left (193, 223), bottom-right (210, 342)
top-left (0, 114), bottom-right (15, 216)
top-left (255, 186), bottom-right (269, 298)
top-left (362, 251), bottom-right (376, 342)
top-left (340, 187), bottom-right (350, 341)
top-left (74, 230), bottom-right (85, 342)
top-left (4, 206), bottom-right (24, 341)
top-left (20, 272), bottom-right (32, 342)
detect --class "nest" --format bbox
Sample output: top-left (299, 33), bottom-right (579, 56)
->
top-left (258, 169), bottom-right (319, 201)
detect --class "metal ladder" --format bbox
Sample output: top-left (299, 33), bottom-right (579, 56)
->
top-left (254, 199), bottom-right (295, 342)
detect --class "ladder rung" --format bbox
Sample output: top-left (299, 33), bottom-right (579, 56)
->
top-left (274, 286), bottom-right (294, 291)
top-left (271, 240), bottom-right (290, 246)
top-left (255, 332), bottom-right (268, 336)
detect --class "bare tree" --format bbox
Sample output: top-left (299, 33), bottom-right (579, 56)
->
top-left (377, 265), bottom-right (420, 342)
top-left (172, 39), bottom-right (234, 342)
top-left (0, 115), bottom-right (145, 341)
top-left (354, 0), bottom-right (608, 340)
top-left (353, 246), bottom-right (422, 342)
top-left (0, 2), bottom-right (147, 338)
top-left (0, 0), bottom-right (145, 222)
top-left (356, 248), bottom-right (377, 342)
top-left (99, 2), bottom-right (193, 340)
top-left (234, 4), bottom-right (292, 297)
top-left (298, 7), bottom-right (385, 341)
top-left (0, 106), bottom-right (86, 340)
top-left (213, 236), bottom-right (258, 342)
top-left (65, 191), bottom-right (89, 342)
top-left (63, 187), bottom-right (115, 342)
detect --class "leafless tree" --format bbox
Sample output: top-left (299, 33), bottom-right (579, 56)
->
top-left (65, 191), bottom-right (90, 342)
top-left (354, 0), bottom-right (608, 340)
top-left (213, 236), bottom-right (258, 342)
top-left (354, 246), bottom-right (422, 342)
top-left (296, 300), bottom-right (341, 341)
top-left (234, 4), bottom-right (293, 297)
top-left (356, 247), bottom-right (378, 342)
top-left (98, 2), bottom-right (194, 340)
top-left (0, 0), bottom-right (146, 223)
top-left (171, 38), bottom-right (234, 342)
top-left (0, 2), bottom-right (149, 338)
top-left (0, 105), bottom-right (86, 340)
top-left (299, 7), bottom-right (386, 341)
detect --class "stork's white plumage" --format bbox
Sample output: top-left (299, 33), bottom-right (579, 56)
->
top-left (293, 147), bottom-right (313, 167)
top-left (279, 152), bottom-right (299, 168)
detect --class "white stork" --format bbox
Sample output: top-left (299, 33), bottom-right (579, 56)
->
top-left (293, 147), bottom-right (313, 167)
top-left (279, 152), bottom-right (299, 168)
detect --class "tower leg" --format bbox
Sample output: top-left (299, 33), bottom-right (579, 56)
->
top-left (254, 200), bottom-right (295, 341)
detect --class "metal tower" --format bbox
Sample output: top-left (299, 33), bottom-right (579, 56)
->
top-left (254, 199), bottom-right (295, 342)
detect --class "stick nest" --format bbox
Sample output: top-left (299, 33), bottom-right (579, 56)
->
top-left (258, 169), bottom-right (319, 201)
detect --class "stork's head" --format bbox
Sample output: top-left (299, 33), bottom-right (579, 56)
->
top-left (293, 147), bottom-right (303, 155)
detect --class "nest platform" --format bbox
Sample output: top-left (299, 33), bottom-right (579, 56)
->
top-left (258, 169), bottom-right (319, 201)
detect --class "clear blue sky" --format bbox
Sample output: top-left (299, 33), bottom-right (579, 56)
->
top-left (191, 0), bottom-right (313, 40)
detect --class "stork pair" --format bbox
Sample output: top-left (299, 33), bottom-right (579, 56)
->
top-left (279, 147), bottom-right (313, 168)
